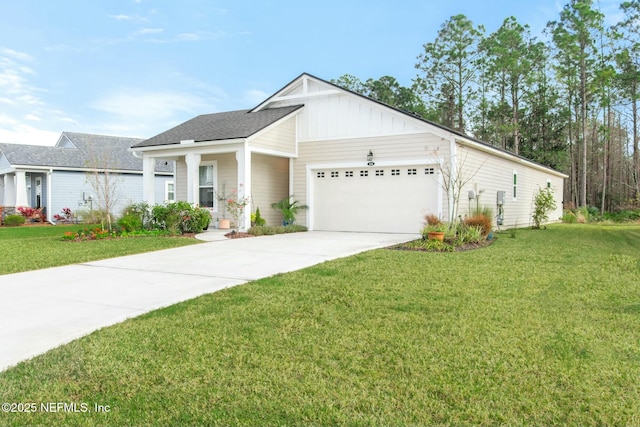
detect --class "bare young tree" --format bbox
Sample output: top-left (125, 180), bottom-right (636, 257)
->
top-left (436, 148), bottom-right (484, 225)
top-left (84, 142), bottom-right (123, 230)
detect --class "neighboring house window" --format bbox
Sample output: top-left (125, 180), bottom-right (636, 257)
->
top-left (547, 180), bottom-right (552, 189)
top-left (199, 163), bottom-right (216, 208)
top-left (513, 171), bottom-right (518, 200)
top-left (165, 181), bottom-right (175, 203)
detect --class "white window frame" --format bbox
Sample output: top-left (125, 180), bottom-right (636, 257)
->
top-left (512, 170), bottom-right (518, 201)
top-left (198, 161), bottom-right (218, 211)
top-left (165, 181), bottom-right (175, 203)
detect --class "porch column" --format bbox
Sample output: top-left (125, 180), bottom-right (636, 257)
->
top-left (15, 170), bottom-right (28, 207)
top-left (4, 173), bottom-right (16, 206)
top-left (236, 147), bottom-right (251, 231)
top-left (185, 153), bottom-right (201, 204)
top-left (142, 155), bottom-right (156, 205)
top-left (46, 170), bottom-right (53, 222)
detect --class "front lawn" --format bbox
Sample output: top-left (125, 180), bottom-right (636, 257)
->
top-left (1, 224), bottom-right (639, 425)
top-left (0, 224), bottom-right (201, 275)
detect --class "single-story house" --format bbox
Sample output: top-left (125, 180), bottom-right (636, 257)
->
top-left (0, 132), bottom-right (174, 223)
top-left (131, 73), bottom-right (567, 233)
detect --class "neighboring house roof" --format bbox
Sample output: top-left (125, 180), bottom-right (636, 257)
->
top-left (0, 132), bottom-right (172, 173)
top-left (132, 105), bottom-right (304, 148)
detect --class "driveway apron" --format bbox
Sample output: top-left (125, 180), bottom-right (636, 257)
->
top-left (0, 231), bottom-right (416, 371)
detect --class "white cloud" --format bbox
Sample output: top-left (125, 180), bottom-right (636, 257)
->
top-left (25, 114), bottom-right (41, 121)
top-left (90, 89), bottom-right (217, 137)
top-left (110, 14), bottom-right (133, 21)
top-left (0, 114), bottom-right (59, 145)
top-left (135, 27), bottom-right (164, 36)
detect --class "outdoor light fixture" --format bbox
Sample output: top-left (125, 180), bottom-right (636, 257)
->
top-left (367, 150), bottom-right (374, 166)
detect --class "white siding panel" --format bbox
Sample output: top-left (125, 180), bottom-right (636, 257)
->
top-left (250, 117), bottom-right (296, 154)
top-left (251, 153), bottom-right (289, 226)
top-left (456, 144), bottom-right (565, 228)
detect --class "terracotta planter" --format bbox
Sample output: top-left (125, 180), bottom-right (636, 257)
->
top-left (427, 231), bottom-right (445, 241)
top-left (218, 218), bottom-right (230, 229)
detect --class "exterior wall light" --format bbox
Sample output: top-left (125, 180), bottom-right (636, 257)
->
top-left (367, 150), bottom-right (374, 166)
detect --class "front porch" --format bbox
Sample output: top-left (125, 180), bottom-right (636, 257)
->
top-left (141, 145), bottom-right (290, 231)
top-left (1, 171), bottom-right (51, 222)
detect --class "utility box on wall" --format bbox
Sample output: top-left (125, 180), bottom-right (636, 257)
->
top-left (497, 191), bottom-right (505, 206)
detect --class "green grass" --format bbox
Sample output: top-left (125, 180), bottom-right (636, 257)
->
top-left (0, 224), bottom-right (201, 275)
top-left (1, 224), bottom-right (640, 425)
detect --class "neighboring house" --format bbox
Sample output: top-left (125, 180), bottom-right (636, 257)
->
top-left (131, 73), bottom-right (567, 233)
top-left (0, 132), bottom-right (174, 223)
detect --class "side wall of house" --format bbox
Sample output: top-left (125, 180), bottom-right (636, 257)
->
top-left (51, 171), bottom-right (170, 221)
top-left (251, 153), bottom-right (289, 226)
top-left (457, 143), bottom-right (565, 228)
top-left (293, 132), bottom-right (452, 227)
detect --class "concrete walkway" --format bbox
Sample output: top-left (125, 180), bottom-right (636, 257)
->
top-left (0, 231), bottom-right (417, 372)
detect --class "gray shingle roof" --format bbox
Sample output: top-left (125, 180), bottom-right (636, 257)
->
top-left (0, 132), bottom-right (172, 173)
top-left (132, 105), bottom-right (303, 148)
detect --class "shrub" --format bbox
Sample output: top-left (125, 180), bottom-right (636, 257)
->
top-left (251, 207), bottom-right (266, 227)
top-left (248, 224), bottom-right (307, 236)
top-left (4, 214), bottom-right (25, 226)
top-left (562, 211), bottom-right (577, 223)
top-left (532, 187), bottom-right (556, 229)
top-left (459, 225), bottom-right (485, 244)
top-left (152, 202), bottom-right (211, 235)
top-left (464, 214), bottom-right (492, 236)
top-left (117, 213), bottom-right (143, 232)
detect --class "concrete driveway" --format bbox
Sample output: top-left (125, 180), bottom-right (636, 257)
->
top-left (0, 231), bottom-right (416, 372)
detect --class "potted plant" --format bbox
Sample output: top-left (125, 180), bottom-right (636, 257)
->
top-left (271, 196), bottom-right (307, 225)
top-left (214, 182), bottom-right (231, 229)
top-left (423, 214), bottom-right (446, 241)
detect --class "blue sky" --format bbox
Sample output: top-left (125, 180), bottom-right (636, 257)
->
top-left (0, 0), bottom-right (623, 145)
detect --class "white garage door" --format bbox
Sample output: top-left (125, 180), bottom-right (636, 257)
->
top-left (312, 165), bottom-right (439, 233)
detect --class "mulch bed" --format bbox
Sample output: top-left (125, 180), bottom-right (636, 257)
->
top-left (224, 231), bottom-right (255, 239)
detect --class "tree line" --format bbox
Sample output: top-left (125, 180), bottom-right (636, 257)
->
top-left (332, 0), bottom-right (640, 213)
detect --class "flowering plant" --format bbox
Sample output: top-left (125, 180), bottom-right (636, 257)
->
top-left (226, 189), bottom-right (251, 231)
top-left (54, 207), bottom-right (73, 222)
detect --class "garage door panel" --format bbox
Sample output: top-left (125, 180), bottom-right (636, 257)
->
top-left (313, 166), bottom-right (438, 233)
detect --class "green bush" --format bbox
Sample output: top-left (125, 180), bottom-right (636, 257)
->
top-left (562, 211), bottom-right (578, 223)
top-left (248, 224), bottom-right (307, 236)
top-left (117, 213), bottom-right (143, 232)
top-left (4, 214), bottom-right (26, 226)
top-left (251, 207), bottom-right (266, 227)
top-left (152, 202), bottom-right (210, 235)
top-left (120, 202), bottom-right (155, 231)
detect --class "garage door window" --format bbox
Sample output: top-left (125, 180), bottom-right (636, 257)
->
top-left (408, 168), bottom-right (417, 175)
top-left (360, 170), bottom-right (369, 177)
